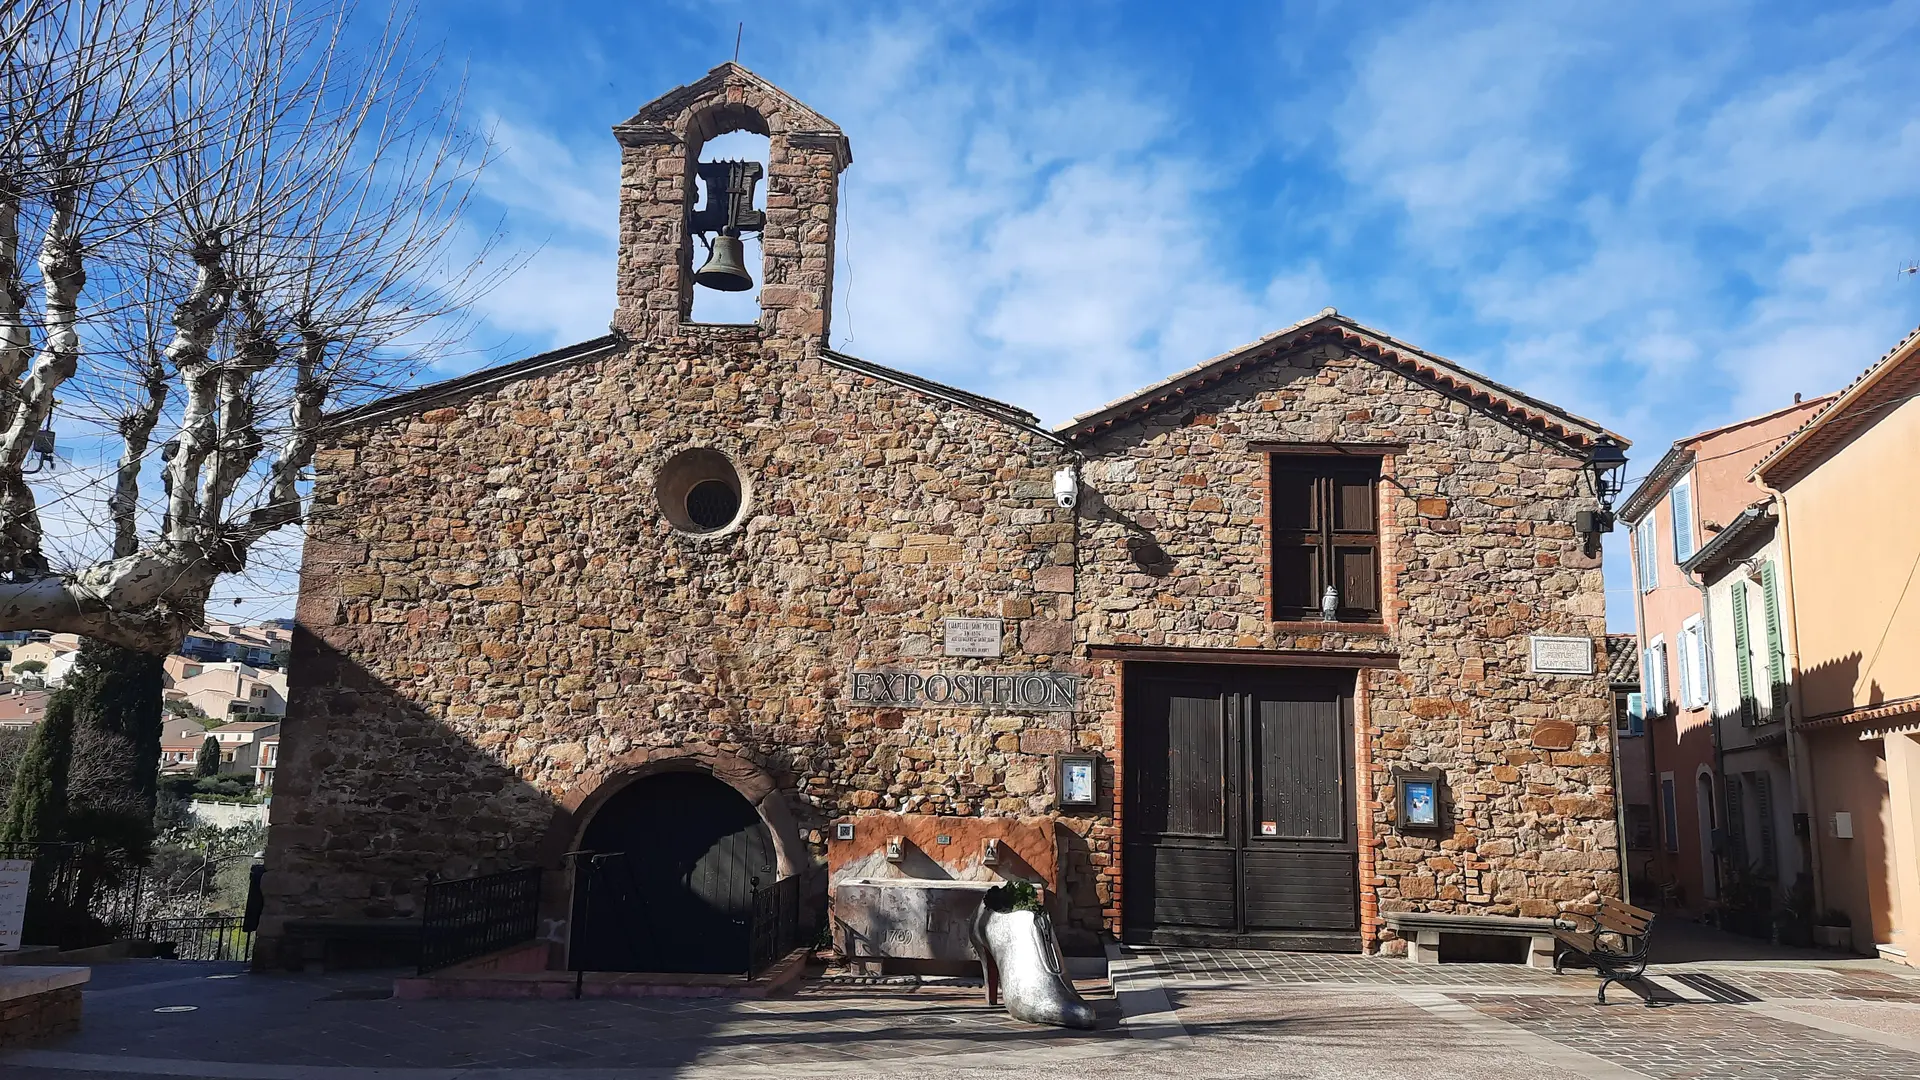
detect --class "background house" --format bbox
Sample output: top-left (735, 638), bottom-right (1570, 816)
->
top-left (254, 734), bottom-right (279, 792)
top-left (168, 663), bottom-right (288, 722)
top-left (1685, 499), bottom-right (1802, 929)
top-left (2, 632), bottom-right (80, 686)
top-left (181, 622), bottom-right (293, 669)
top-left (1754, 326), bottom-right (1920, 964)
top-left (0, 683), bottom-right (49, 730)
top-left (1608, 635), bottom-right (1652, 884)
top-left (1619, 396), bottom-right (1830, 915)
top-left (208, 720), bottom-right (280, 774)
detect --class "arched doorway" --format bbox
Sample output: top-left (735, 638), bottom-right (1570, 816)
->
top-left (571, 769), bottom-right (776, 973)
top-left (1696, 770), bottom-right (1719, 902)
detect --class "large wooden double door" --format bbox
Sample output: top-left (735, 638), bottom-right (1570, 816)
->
top-left (1124, 666), bottom-right (1359, 949)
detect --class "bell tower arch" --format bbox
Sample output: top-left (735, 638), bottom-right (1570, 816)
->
top-left (611, 63), bottom-right (851, 354)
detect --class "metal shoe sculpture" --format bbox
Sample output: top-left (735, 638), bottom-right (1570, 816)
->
top-left (969, 880), bottom-right (1097, 1029)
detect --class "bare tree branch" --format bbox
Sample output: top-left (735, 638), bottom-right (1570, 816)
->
top-left (0, 0), bottom-right (504, 651)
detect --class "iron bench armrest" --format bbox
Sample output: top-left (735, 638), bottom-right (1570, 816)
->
top-left (1551, 912), bottom-right (1656, 1006)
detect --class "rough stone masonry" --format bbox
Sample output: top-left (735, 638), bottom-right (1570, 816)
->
top-left (256, 62), bottom-right (1621, 969)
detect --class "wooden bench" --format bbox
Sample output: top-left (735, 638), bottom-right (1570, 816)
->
top-left (1552, 897), bottom-right (1655, 1005)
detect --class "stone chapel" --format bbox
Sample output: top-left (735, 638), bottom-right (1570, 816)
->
top-left (256, 64), bottom-right (1627, 974)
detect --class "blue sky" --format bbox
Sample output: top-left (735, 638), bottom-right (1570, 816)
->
top-left (203, 0), bottom-right (1920, 624)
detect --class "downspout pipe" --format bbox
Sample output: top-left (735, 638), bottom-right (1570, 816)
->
top-left (1751, 478), bottom-right (1823, 914)
top-left (1627, 513), bottom-right (1661, 905)
top-left (1683, 560), bottom-right (1729, 912)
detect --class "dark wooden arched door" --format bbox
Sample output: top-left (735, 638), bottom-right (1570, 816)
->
top-left (573, 770), bottom-right (776, 973)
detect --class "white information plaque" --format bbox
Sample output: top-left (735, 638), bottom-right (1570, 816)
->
top-left (1530, 635), bottom-right (1595, 676)
top-left (0, 858), bottom-right (32, 951)
top-left (943, 617), bottom-right (1004, 657)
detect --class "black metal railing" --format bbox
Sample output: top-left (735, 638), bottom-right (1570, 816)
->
top-left (0, 841), bottom-right (79, 946)
top-left (144, 915), bottom-right (253, 962)
top-left (417, 866), bottom-right (542, 975)
top-left (746, 867), bottom-right (824, 978)
top-left (0, 841), bottom-right (154, 949)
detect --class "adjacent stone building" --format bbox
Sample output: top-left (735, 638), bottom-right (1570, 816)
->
top-left (257, 64), bottom-right (1626, 972)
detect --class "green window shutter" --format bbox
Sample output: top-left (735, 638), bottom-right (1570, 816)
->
top-left (1726, 775), bottom-right (1747, 869)
top-left (1754, 772), bottom-right (1779, 877)
top-left (1731, 582), bottom-right (1754, 724)
top-left (1762, 561), bottom-right (1788, 716)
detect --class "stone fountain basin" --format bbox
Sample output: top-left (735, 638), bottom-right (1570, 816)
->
top-left (832, 878), bottom-right (1006, 961)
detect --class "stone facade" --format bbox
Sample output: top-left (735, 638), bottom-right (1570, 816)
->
top-left (258, 63), bottom-right (1620, 968)
top-left (1066, 335), bottom-right (1617, 947)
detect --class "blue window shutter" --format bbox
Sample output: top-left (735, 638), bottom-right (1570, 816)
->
top-left (1627, 692), bottom-right (1645, 736)
top-left (1671, 480), bottom-right (1695, 563)
top-left (1638, 517), bottom-right (1659, 592)
top-left (1676, 627), bottom-right (1694, 708)
top-left (1653, 640), bottom-right (1669, 709)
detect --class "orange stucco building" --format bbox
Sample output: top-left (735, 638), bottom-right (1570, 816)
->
top-left (1756, 326), bottom-right (1920, 964)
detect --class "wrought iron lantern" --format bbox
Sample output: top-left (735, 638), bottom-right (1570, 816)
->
top-left (1576, 435), bottom-right (1629, 553)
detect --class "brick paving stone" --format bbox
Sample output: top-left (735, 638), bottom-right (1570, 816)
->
top-left (1457, 992), bottom-right (1920, 1080)
top-left (1667, 964), bottom-right (1920, 1002)
top-left (1138, 946), bottom-right (1567, 988)
top-left (10, 964), bottom-right (1129, 1072)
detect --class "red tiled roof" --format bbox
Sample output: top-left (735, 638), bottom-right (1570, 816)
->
top-left (1796, 694), bottom-right (1920, 732)
top-left (1755, 324), bottom-right (1920, 487)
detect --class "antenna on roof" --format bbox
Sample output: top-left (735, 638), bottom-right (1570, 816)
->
top-left (734, 22), bottom-right (743, 63)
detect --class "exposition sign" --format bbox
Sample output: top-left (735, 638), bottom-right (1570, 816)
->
top-left (0, 858), bottom-right (31, 952)
top-left (849, 669), bottom-right (1080, 712)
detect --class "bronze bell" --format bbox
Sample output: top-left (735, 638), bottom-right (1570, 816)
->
top-left (694, 229), bottom-right (752, 292)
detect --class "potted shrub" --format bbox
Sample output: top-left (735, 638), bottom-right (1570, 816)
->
top-left (1814, 909), bottom-right (1853, 950)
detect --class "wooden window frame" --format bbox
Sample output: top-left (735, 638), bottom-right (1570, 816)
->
top-left (1267, 454), bottom-right (1383, 623)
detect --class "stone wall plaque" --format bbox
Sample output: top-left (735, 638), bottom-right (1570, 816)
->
top-left (0, 858), bottom-right (30, 951)
top-left (849, 669), bottom-right (1079, 711)
top-left (942, 617), bottom-right (1004, 657)
top-left (1529, 635), bottom-right (1594, 676)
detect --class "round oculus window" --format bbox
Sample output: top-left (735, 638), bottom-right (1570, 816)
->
top-left (684, 479), bottom-right (740, 531)
top-left (655, 449), bottom-right (745, 534)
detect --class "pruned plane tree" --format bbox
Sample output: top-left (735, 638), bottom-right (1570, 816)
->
top-left (0, 0), bottom-right (502, 651)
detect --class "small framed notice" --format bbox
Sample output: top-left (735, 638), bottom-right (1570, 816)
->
top-left (1057, 754), bottom-right (1099, 808)
top-left (943, 617), bottom-right (1004, 657)
top-left (1529, 635), bottom-right (1594, 676)
top-left (1394, 768), bottom-right (1445, 833)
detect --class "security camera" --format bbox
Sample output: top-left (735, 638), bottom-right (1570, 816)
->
top-left (1053, 466), bottom-right (1078, 509)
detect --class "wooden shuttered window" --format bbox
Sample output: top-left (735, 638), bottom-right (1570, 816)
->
top-left (1270, 455), bottom-right (1382, 621)
top-left (1754, 771), bottom-right (1779, 877)
top-left (1761, 561), bottom-right (1788, 717)
top-left (1725, 776), bottom-right (1748, 870)
top-left (1731, 582), bottom-right (1755, 724)
top-left (1671, 478), bottom-right (1696, 562)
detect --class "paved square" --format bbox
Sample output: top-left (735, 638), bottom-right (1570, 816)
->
top-left (5, 950), bottom-right (1920, 1078)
